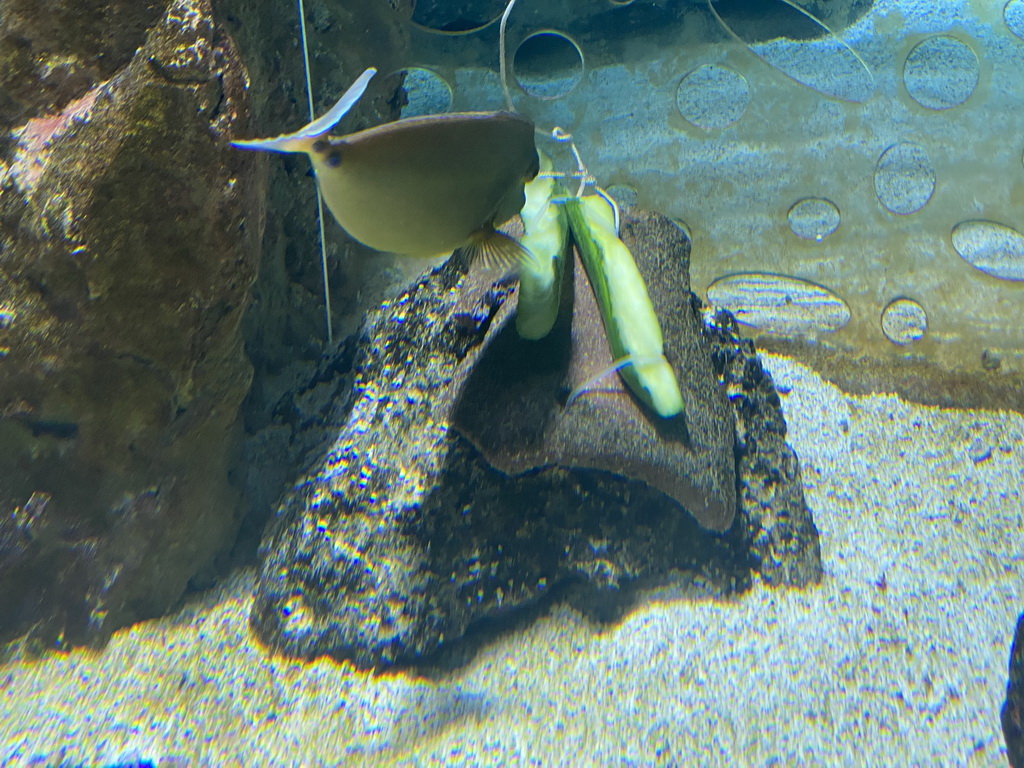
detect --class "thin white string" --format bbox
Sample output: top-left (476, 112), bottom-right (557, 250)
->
top-left (499, 0), bottom-right (519, 111)
top-left (297, 0), bottom-right (334, 345)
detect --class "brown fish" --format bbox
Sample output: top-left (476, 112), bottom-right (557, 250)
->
top-left (233, 68), bottom-right (540, 266)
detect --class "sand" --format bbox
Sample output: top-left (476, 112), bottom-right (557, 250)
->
top-left (1, 352), bottom-right (1021, 766)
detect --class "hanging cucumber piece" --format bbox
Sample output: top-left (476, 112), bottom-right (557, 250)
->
top-left (516, 153), bottom-right (570, 340)
top-left (564, 194), bottom-right (684, 418)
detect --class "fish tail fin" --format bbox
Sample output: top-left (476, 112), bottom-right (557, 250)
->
top-left (464, 229), bottom-right (535, 271)
top-left (231, 67), bottom-right (377, 154)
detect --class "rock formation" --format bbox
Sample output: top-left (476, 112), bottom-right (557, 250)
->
top-left (0, 0), bottom-right (259, 647)
top-left (251, 209), bottom-right (822, 668)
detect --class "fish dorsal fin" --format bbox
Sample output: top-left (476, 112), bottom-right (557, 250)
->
top-left (300, 67), bottom-right (377, 138)
top-left (464, 229), bottom-right (534, 271)
top-left (231, 67), bottom-right (377, 153)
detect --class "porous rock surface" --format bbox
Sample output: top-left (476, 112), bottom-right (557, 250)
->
top-left (705, 309), bottom-right (823, 588)
top-left (251, 208), bottom-right (822, 668)
top-left (0, 0), bottom-right (260, 647)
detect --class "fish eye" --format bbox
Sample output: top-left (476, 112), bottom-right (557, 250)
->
top-left (311, 139), bottom-right (342, 167)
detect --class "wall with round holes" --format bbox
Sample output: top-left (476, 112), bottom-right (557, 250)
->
top-left (380, 0), bottom-right (1024, 405)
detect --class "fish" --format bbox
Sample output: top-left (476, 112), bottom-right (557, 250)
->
top-left (232, 68), bottom-right (540, 267)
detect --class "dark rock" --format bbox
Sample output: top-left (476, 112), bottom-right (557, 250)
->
top-left (251, 208), bottom-right (821, 668)
top-left (705, 309), bottom-right (822, 587)
top-left (0, 0), bottom-right (259, 647)
top-left (1004, 612), bottom-right (1024, 767)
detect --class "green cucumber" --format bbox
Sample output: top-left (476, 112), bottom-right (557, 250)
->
top-left (516, 153), bottom-right (569, 340)
top-left (564, 195), bottom-right (684, 418)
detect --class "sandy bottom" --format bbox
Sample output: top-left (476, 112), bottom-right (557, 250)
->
top-left (1, 353), bottom-right (1021, 766)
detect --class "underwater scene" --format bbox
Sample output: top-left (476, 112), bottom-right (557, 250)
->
top-left (1, 0), bottom-right (1023, 764)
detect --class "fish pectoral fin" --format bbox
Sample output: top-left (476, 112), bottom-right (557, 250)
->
top-left (463, 229), bottom-right (534, 271)
top-left (230, 67), bottom-right (377, 153)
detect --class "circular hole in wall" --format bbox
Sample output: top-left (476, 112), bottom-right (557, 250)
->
top-left (411, 0), bottom-right (506, 33)
top-left (788, 198), bottom-right (840, 241)
top-left (709, 0), bottom-right (875, 102)
top-left (1006, 0), bottom-right (1024, 40)
top-left (904, 36), bottom-right (979, 110)
top-left (397, 68), bottom-right (453, 118)
top-left (513, 32), bottom-right (585, 100)
top-left (706, 273), bottom-right (851, 335)
top-left (881, 298), bottom-right (928, 345)
top-left (874, 142), bottom-right (935, 215)
top-left (708, 0), bottom-right (873, 43)
top-left (951, 220), bottom-right (1024, 281)
top-left (676, 65), bottom-right (751, 131)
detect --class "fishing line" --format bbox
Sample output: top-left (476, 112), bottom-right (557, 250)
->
top-left (498, 3), bottom-right (621, 235)
top-left (297, 0), bottom-right (335, 345)
top-left (499, 0), bottom-right (518, 111)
